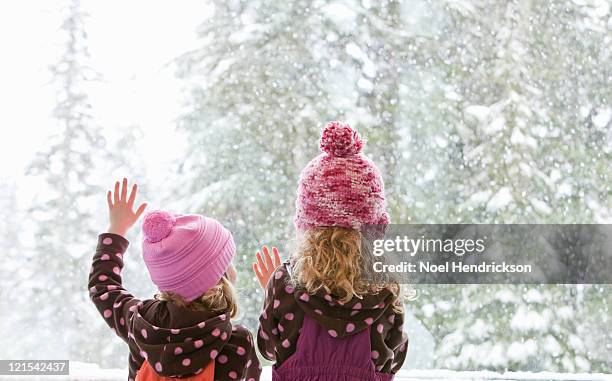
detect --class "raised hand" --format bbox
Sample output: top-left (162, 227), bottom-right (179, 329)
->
top-left (252, 246), bottom-right (282, 288)
top-left (107, 178), bottom-right (147, 237)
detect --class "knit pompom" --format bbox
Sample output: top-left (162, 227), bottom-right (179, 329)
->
top-left (142, 210), bottom-right (176, 243)
top-left (319, 121), bottom-right (364, 157)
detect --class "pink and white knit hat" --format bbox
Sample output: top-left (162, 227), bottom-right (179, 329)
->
top-left (294, 121), bottom-right (389, 231)
top-left (141, 211), bottom-right (235, 302)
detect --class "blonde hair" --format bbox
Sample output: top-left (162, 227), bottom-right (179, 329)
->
top-left (291, 226), bottom-right (401, 307)
top-left (156, 275), bottom-right (238, 318)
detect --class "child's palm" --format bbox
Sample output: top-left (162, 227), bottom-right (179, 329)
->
top-left (107, 178), bottom-right (147, 237)
top-left (253, 246), bottom-right (282, 288)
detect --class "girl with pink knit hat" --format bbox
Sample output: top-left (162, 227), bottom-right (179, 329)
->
top-left (253, 122), bottom-right (409, 381)
top-left (88, 178), bottom-right (260, 381)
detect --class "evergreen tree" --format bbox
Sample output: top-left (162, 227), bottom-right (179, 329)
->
top-left (24, 0), bottom-right (126, 365)
top-left (409, 0), bottom-right (612, 371)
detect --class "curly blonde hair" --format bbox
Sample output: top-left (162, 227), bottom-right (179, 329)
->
top-left (156, 275), bottom-right (237, 318)
top-left (291, 226), bottom-right (400, 305)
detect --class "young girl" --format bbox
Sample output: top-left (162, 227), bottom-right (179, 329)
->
top-left (89, 178), bottom-right (260, 381)
top-left (253, 122), bottom-right (408, 380)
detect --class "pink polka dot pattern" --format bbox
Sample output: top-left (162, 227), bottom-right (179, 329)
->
top-left (353, 302), bottom-right (362, 310)
top-left (282, 339), bottom-right (291, 348)
top-left (328, 329), bottom-right (338, 337)
top-left (228, 371), bottom-right (237, 379)
top-left (113, 267), bottom-right (121, 275)
top-left (102, 237), bottom-right (113, 245)
top-left (218, 355), bottom-right (228, 364)
top-left (364, 317), bottom-right (374, 325)
top-left (236, 346), bottom-right (246, 355)
top-left (273, 299), bottom-right (280, 308)
top-left (182, 358), bottom-right (191, 366)
top-left (155, 362), bottom-right (162, 372)
top-left (171, 329), bottom-right (180, 334)
top-left (221, 332), bottom-right (228, 340)
top-left (141, 329), bottom-right (148, 339)
top-left (100, 293), bottom-right (109, 301)
top-left (299, 293), bottom-right (309, 302)
top-left (194, 339), bottom-right (204, 348)
top-left (210, 349), bottom-right (218, 359)
top-left (140, 351), bottom-right (148, 360)
top-left (284, 313), bottom-right (294, 320)
top-left (285, 285), bottom-right (294, 294)
top-left (98, 275), bottom-right (108, 281)
top-left (119, 317), bottom-right (125, 326)
top-left (103, 309), bottom-right (112, 318)
top-left (101, 254), bottom-right (110, 261)
top-left (371, 350), bottom-right (380, 359)
top-left (260, 331), bottom-right (269, 340)
top-left (377, 324), bottom-right (384, 333)
top-left (174, 347), bottom-right (183, 355)
top-left (346, 323), bottom-right (355, 332)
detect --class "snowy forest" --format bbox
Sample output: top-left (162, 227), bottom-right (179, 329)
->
top-left (0, 0), bottom-right (611, 375)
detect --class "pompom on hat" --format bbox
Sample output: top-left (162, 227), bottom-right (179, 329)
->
top-left (141, 210), bottom-right (235, 302)
top-left (294, 121), bottom-right (389, 231)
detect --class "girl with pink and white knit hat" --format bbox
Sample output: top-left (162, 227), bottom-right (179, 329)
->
top-left (253, 122), bottom-right (408, 381)
top-left (88, 179), bottom-right (261, 381)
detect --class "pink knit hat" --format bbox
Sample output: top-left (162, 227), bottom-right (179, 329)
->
top-left (141, 211), bottom-right (235, 302)
top-left (294, 121), bottom-right (389, 231)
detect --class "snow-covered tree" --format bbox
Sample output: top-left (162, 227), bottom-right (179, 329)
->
top-left (408, 0), bottom-right (612, 372)
top-left (24, 0), bottom-right (127, 366)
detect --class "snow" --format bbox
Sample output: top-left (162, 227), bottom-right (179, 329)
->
top-left (464, 105), bottom-right (490, 122)
top-left (486, 187), bottom-right (514, 212)
top-left (1, 0), bottom-right (611, 375)
top-left (592, 107), bottom-right (611, 128)
top-left (510, 307), bottom-right (548, 332)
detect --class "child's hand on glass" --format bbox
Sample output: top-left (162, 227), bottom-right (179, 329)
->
top-left (107, 178), bottom-right (148, 237)
top-left (252, 246), bottom-right (282, 288)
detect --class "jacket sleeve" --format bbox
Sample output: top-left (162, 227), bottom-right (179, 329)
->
top-left (256, 272), bottom-right (282, 361)
top-left (88, 233), bottom-right (153, 343)
top-left (220, 325), bottom-right (262, 381)
top-left (386, 303), bottom-right (409, 373)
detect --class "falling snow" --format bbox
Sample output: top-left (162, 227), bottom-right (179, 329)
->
top-left (0, 0), bottom-right (610, 375)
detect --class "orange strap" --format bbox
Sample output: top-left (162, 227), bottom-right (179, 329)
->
top-left (136, 360), bottom-right (214, 381)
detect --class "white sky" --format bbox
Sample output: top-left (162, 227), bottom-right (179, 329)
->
top-left (0, 0), bottom-right (211, 186)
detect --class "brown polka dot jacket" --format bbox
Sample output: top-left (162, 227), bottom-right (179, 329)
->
top-left (88, 233), bottom-right (261, 381)
top-left (257, 263), bottom-right (408, 374)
